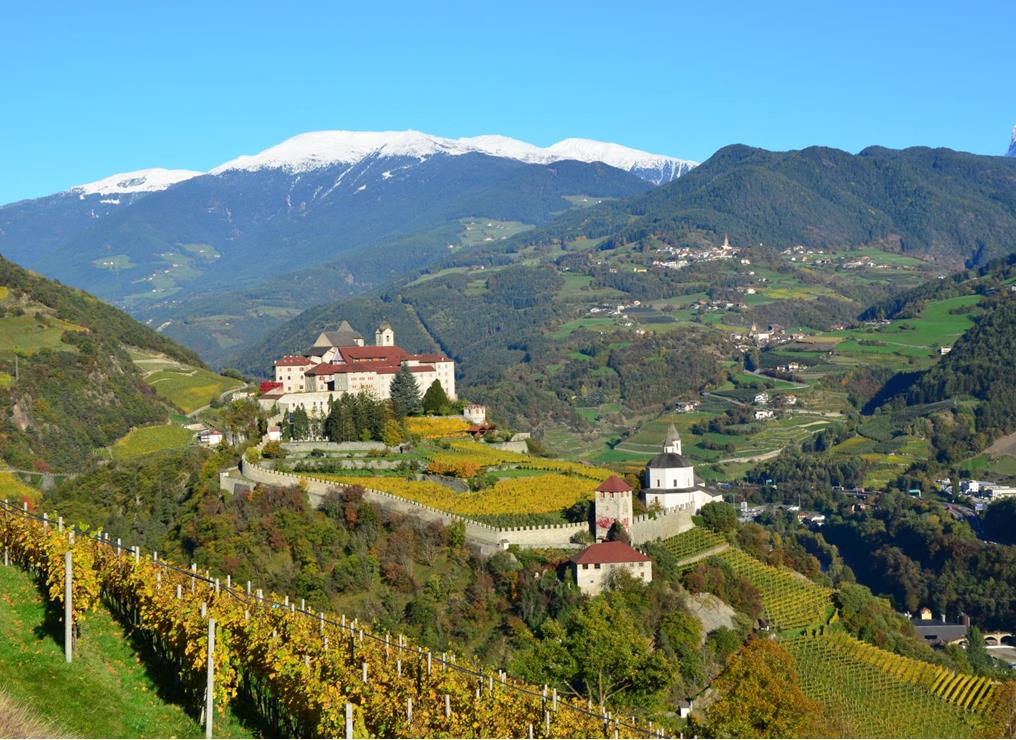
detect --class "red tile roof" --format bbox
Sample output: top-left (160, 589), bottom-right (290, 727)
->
top-left (409, 353), bottom-right (451, 363)
top-left (259, 381), bottom-right (283, 393)
top-left (304, 362), bottom-right (346, 376)
top-left (572, 541), bottom-right (651, 565)
top-left (338, 346), bottom-right (409, 364)
top-left (596, 474), bottom-right (633, 493)
top-left (275, 355), bottom-right (313, 367)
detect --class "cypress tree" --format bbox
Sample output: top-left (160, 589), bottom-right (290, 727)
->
top-left (421, 380), bottom-right (451, 414)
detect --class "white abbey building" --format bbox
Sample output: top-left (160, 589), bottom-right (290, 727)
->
top-left (263, 321), bottom-right (456, 417)
top-left (643, 425), bottom-right (721, 511)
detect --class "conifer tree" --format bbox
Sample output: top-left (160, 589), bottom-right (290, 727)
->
top-left (421, 379), bottom-right (451, 414)
top-left (390, 363), bottom-right (421, 419)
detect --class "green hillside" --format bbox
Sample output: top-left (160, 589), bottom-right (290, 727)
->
top-left (0, 255), bottom-right (235, 470)
top-left (0, 564), bottom-right (250, 738)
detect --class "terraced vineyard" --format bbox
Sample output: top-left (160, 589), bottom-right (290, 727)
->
top-left (714, 548), bottom-right (833, 631)
top-left (661, 527), bottom-right (728, 563)
top-left (815, 632), bottom-right (997, 711)
top-left (784, 633), bottom-right (989, 738)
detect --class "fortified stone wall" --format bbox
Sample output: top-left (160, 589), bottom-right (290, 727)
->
top-left (238, 459), bottom-right (694, 553)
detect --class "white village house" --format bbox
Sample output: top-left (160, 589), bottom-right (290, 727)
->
top-left (263, 321), bottom-right (456, 418)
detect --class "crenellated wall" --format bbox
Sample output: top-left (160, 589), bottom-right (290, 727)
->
top-left (238, 458), bottom-right (694, 553)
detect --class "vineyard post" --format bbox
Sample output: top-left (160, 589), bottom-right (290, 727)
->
top-left (22, 500), bottom-right (27, 511)
top-left (544, 710), bottom-right (550, 736)
top-left (205, 618), bottom-right (215, 740)
top-left (529, 723), bottom-right (533, 739)
top-left (319, 611), bottom-right (324, 635)
top-left (246, 580), bottom-right (251, 596)
top-left (361, 662), bottom-right (367, 683)
top-left (176, 584), bottom-right (182, 600)
top-left (115, 537), bottom-right (120, 555)
top-left (3, 546), bottom-right (7, 567)
top-left (58, 516), bottom-right (63, 533)
top-left (226, 575), bottom-right (231, 589)
top-left (552, 688), bottom-right (557, 711)
top-left (444, 694), bottom-right (450, 719)
top-left (191, 563), bottom-right (196, 592)
top-left (345, 703), bottom-right (353, 740)
top-left (407, 697), bottom-right (412, 726)
top-left (43, 512), bottom-right (48, 532)
top-left (64, 550), bottom-right (72, 663)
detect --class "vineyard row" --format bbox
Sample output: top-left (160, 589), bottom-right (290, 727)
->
top-left (0, 500), bottom-right (664, 739)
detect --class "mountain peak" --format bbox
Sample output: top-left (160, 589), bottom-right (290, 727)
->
top-left (70, 167), bottom-right (203, 196)
top-left (1008, 125), bottom-right (1016, 157)
top-left (210, 129), bottom-right (696, 183)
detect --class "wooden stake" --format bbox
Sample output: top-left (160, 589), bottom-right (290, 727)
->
top-left (64, 551), bottom-right (72, 663)
top-left (205, 618), bottom-right (215, 739)
top-left (345, 703), bottom-right (353, 740)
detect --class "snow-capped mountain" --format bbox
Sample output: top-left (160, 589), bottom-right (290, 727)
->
top-left (1007, 125), bottom-right (1016, 157)
top-left (70, 167), bottom-right (204, 196)
top-left (210, 130), bottom-right (696, 185)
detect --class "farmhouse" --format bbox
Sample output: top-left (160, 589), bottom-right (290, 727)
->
top-left (642, 426), bottom-right (722, 511)
top-left (198, 429), bottom-right (223, 446)
top-left (571, 541), bottom-right (652, 596)
top-left (267, 322), bottom-right (456, 417)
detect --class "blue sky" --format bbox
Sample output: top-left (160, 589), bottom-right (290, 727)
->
top-left (1, 0), bottom-right (1011, 203)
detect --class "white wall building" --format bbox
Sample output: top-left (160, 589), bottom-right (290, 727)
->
top-left (643, 425), bottom-right (722, 512)
top-left (572, 541), bottom-right (652, 596)
top-left (269, 322), bottom-right (456, 414)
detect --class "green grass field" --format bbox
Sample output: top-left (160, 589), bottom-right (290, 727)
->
top-left (129, 348), bottom-right (244, 413)
top-left (0, 314), bottom-right (85, 356)
top-left (0, 565), bottom-right (250, 738)
top-left (145, 368), bottom-right (243, 413)
top-left (110, 424), bottom-right (195, 460)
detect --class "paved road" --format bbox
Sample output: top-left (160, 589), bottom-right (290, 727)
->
top-left (741, 369), bottom-right (810, 390)
top-left (943, 502), bottom-right (993, 542)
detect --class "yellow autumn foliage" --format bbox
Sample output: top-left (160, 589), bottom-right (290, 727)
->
top-left (404, 416), bottom-right (471, 439)
top-left (315, 473), bottom-right (596, 515)
top-left (427, 440), bottom-right (614, 481)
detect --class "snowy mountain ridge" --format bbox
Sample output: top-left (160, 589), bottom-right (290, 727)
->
top-left (211, 129), bottom-right (696, 184)
top-left (71, 167), bottom-right (204, 196)
top-left (65, 131), bottom-right (695, 196)
top-left (1007, 125), bottom-right (1016, 157)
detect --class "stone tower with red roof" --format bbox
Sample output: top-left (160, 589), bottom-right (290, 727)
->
top-left (594, 475), bottom-right (633, 541)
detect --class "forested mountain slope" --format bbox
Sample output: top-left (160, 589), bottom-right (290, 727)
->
top-left (464, 144), bottom-right (1016, 266)
top-left (0, 255), bottom-right (205, 470)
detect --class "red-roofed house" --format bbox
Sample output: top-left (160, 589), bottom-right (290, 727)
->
top-left (571, 541), bottom-right (652, 595)
top-left (273, 355), bottom-right (314, 394)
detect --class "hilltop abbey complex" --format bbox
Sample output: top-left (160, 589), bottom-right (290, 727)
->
top-left (262, 321), bottom-right (456, 417)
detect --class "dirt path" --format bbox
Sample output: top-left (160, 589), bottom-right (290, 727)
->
top-left (718, 448), bottom-right (783, 464)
